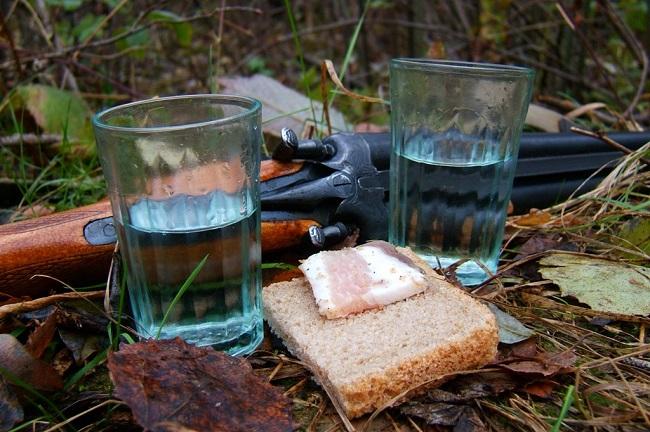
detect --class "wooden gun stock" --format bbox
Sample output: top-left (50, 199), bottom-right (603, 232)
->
top-left (0, 160), bottom-right (315, 299)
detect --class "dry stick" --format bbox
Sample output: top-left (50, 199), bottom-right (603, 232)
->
top-left (75, 0), bottom-right (129, 55)
top-left (599, 0), bottom-right (649, 119)
top-left (0, 291), bottom-right (105, 320)
top-left (555, 2), bottom-right (624, 107)
top-left (323, 60), bottom-right (386, 104)
top-left (570, 127), bottom-right (650, 166)
top-left (306, 395), bottom-right (327, 432)
top-left (320, 61), bottom-right (333, 136)
top-left (0, 5), bottom-right (262, 70)
top-left (0, 9), bottom-right (23, 79)
top-left (609, 360), bottom-right (650, 426)
top-left (0, 133), bottom-right (61, 146)
top-left (521, 292), bottom-right (650, 325)
top-left (42, 400), bottom-right (123, 432)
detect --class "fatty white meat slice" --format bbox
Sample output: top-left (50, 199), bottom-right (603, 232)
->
top-left (298, 241), bottom-right (429, 319)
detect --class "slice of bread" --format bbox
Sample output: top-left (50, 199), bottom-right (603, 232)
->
top-left (262, 247), bottom-right (498, 418)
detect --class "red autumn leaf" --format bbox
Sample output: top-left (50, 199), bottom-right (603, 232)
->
top-left (108, 338), bottom-right (294, 432)
top-left (25, 309), bottom-right (59, 358)
top-left (523, 380), bottom-right (557, 398)
top-left (0, 334), bottom-right (63, 391)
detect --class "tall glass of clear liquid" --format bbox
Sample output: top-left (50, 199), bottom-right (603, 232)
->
top-left (389, 60), bottom-right (534, 285)
top-left (93, 95), bottom-right (263, 355)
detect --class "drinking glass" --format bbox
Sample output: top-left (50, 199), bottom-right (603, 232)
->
top-left (93, 95), bottom-right (263, 354)
top-left (389, 59), bottom-right (534, 285)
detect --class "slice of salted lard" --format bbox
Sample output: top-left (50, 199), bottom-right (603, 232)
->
top-left (298, 241), bottom-right (430, 319)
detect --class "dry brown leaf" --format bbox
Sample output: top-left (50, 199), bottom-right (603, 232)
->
top-left (0, 375), bottom-right (23, 431)
top-left (498, 350), bottom-right (577, 377)
top-left (522, 380), bottom-right (557, 398)
top-left (108, 338), bottom-right (294, 432)
top-left (25, 309), bottom-right (59, 358)
top-left (511, 209), bottom-right (552, 227)
top-left (0, 334), bottom-right (63, 391)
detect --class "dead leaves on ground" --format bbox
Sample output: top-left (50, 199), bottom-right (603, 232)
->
top-left (107, 338), bottom-right (295, 432)
top-left (0, 334), bottom-right (63, 391)
top-left (400, 338), bottom-right (577, 430)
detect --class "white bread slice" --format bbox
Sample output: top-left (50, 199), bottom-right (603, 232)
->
top-left (262, 247), bottom-right (498, 418)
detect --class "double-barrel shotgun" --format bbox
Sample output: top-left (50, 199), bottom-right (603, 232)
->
top-left (1, 129), bottom-right (648, 298)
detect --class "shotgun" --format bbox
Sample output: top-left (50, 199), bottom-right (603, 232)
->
top-left (1, 130), bottom-right (648, 298)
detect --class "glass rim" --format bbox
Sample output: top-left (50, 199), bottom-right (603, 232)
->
top-left (390, 58), bottom-right (534, 78)
top-left (92, 94), bottom-right (262, 134)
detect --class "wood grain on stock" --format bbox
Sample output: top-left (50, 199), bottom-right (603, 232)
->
top-left (0, 200), bottom-right (115, 299)
top-left (0, 160), bottom-right (315, 299)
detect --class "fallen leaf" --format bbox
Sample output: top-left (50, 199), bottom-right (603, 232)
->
top-left (59, 329), bottom-right (104, 364)
top-left (108, 338), bottom-right (294, 432)
top-left (499, 350), bottom-right (577, 377)
top-left (539, 253), bottom-right (650, 316)
top-left (426, 372), bottom-right (519, 403)
top-left (0, 375), bottom-right (23, 431)
top-left (51, 348), bottom-right (75, 377)
top-left (486, 304), bottom-right (535, 344)
top-left (513, 234), bottom-right (576, 261)
top-left (400, 402), bottom-right (466, 426)
top-left (522, 380), bottom-right (557, 398)
top-left (0, 334), bottom-right (63, 391)
top-left (11, 85), bottom-right (94, 154)
top-left (218, 75), bottom-right (349, 137)
top-left (454, 407), bottom-right (487, 432)
top-left (617, 217), bottom-right (650, 259)
top-left (353, 122), bottom-right (388, 133)
top-left (511, 209), bottom-right (552, 227)
top-left (524, 103), bottom-right (569, 133)
top-left (25, 309), bottom-right (59, 358)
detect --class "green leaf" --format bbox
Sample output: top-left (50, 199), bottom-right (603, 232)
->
top-left (617, 217), bottom-right (650, 258)
top-left (72, 14), bottom-right (106, 42)
top-left (486, 303), bottom-right (534, 344)
top-left (115, 27), bottom-right (150, 59)
top-left (46, 0), bottom-right (83, 11)
top-left (148, 9), bottom-right (183, 22)
top-left (539, 253), bottom-right (650, 316)
top-left (11, 85), bottom-right (94, 154)
top-left (148, 10), bottom-right (192, 47)
top-left (172, 22), bottom-right (192, 47)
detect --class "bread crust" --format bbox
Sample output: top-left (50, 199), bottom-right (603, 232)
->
top-left (263, 247), bottom-right (499, 418)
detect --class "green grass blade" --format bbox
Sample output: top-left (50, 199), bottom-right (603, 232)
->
top-left (261, 262), bottom-right (296, 270)
top-left (64, 348), bottom-right (108, 391)
top-left (327, 0), bottom-right (371, 111)
top-left (121, 333), bottom-right (136, 344)
top-left (155, 254), bottom-right (210, 339)
top-left (551, 385), bottom-right (575, 432)
top-left (0, 366), bottom-right (65, 422)
top-left (9, 417), bottom-right (48, 432)
top-left (283, 0), bottom-right (317, 127)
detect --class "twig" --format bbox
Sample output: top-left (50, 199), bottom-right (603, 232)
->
top-left (0, 5), bottom-right (262, 70)
top-left (0, 9), bottom-right (23, 79)
top-left (521, 292), bottom-right (650, 325)
top-left (598, 0), bottom-right (649, 119)
top-left (569, 127), bottom-right (650, 166)
top-left (320, 61), bottom-right (333, 135)
top-left (62, 59), bottom-right (143, 98)
top-left (323, 60), bottom-right (386, 104)
top-left (555, 2), bottom-right (624, 107)
top-left (76, 0), bottom-right (129, 51)
top-left (609, 360), bottom-right (650, 426)
top-left (0, 133), bottom-right (61, 146)
top-left (0, 291), bottom-right (105, 320)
